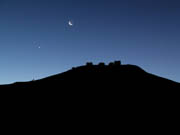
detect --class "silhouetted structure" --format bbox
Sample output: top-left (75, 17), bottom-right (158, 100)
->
top-left (108, 62), bottom-right (114, 67)
top-left (86, 62), bottom-right (93, 67)
top-left (98, 62), bottom-right (105, 67)
top-left (114, 61), bottom-right (121, 66)
top-left (108, 61), bottom-right (121, 67)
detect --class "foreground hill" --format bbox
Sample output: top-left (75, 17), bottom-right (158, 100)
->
top-left (0, 61), bottom-right (179, 90)
top-left (0, 61), bottom-right (179, 133)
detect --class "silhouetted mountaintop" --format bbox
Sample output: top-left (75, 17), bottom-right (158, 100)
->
top-left (0, 61), bottom-right (179, 90)
top-left (1, 61), bottom-right (180, 132)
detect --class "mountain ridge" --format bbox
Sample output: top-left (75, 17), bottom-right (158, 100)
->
top-left (0, 61), bottom-right (179, 89)
top-left (1, 61), bottom-right (179, 131)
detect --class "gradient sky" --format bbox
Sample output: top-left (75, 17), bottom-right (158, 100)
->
top-left (0, 0), bottom-right (180, 84)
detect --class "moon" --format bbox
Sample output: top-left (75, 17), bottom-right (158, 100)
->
top-left (68, 21), bottom-right (73, 26)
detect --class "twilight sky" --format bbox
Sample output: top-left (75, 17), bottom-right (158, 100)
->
top-left (0, 0), bottom-right (180, 84)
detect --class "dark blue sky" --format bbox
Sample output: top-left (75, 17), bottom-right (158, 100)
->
top-left (0, 0), bottom-right (180, 84)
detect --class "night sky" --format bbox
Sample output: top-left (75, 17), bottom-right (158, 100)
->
top-left (0, 0), bottom-right (180, 84)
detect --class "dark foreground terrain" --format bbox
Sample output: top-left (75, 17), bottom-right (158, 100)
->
top-left (0, 61), bottom-right (180, 133)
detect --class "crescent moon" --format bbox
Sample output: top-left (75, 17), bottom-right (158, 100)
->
top-left (68, 21), bottom-right (73, 26)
